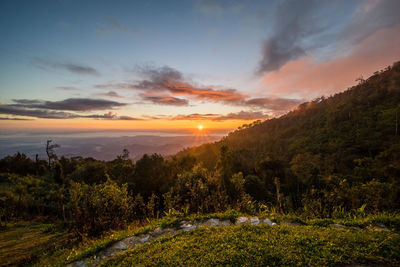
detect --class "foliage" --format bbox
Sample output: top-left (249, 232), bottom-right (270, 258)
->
top-left (103, 224), bottom-right (400, 266)
top-left (67, 178), bottom-right (132, 236)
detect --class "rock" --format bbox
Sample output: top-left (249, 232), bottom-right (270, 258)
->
top-left (163, 227), bottom-right (176, 234)
top-left (352, 226), bottom-right (361, 230)
top-left (332, 223), bottom-right (344, 228)
top-left (76, 260), bottom-right (88, 267)
top-left (66, 260), bottom-right (88, 267)
top-left (122, 236), bottom-right (137, 246)
top-left (271, 222), bottom-right (277, 226)
top-left (263, 218), bottom-right (273, 225)
top-left (206, 218), bottom-right (220, 226)
top-left (236, 217), bottom-right (248, 224)
top-left (181, 223), bottom-right (196, 231)
top-left (111, 240), bottom-right (129, 250)
top-left (150, 227), bottom-right (164, 238)
top-left (221, 220), bottom-right (231, 226)
top-left (139, 235), bottom-right (150, 243)
top-left (250, 217), bottom-right (260, 225)
top-left (376, 223), bottom-right (386, 228)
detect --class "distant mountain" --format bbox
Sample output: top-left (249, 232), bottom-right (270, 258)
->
top-left (0, 135), bottom-right (221, 161)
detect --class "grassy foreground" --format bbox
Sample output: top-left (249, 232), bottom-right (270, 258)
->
top-left (1, 212), bottom-right (399, 266)
top-left (0, 222), bottom-right (71, 266)
top-left (103, 225), bottom-right (400, 266)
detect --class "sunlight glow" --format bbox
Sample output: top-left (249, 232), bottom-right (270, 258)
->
top-left (198, 124), bottom-right (204, 131)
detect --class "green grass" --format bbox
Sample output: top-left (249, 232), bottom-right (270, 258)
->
top-left (0, 222), bottom-right (71, 267)
top-left (2, 211), bottom-right (399, 266)
top-left (34, 210), bottom-right (242, 266)
top-left (103, 225), bottom-right (400, 266)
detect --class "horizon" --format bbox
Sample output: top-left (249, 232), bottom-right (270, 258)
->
top-left (1, 0), bottom-right (400, 132)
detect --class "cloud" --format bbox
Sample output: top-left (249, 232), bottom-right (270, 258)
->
top-left (244, 97), bottom-right (303, 111)
top-left (0, 105), bottom-right (139, 120)
top-left (96, 66), bottom-right (302, 112)
top-left (170, 110), bottom-right (270, 121)
top-left (56, 86), bottom-right (79, 91)
top-left (0, 105), bottom-right (81, 119)
top-left (98, 66), bottom-right (246, 104)
top-left (11, 98), bottom-right (127, 111)
top-left (0, 117), bottom-right (33, 120)
top-left (84, 111), bottom-right (141, 120)
top-left (96, 17), bottom-right (138, 35)
top-left (32, 58), bottom-right (100, 76)
top-left (261, 24), bottom-right (400, 98)
top-left (342, 0), bottom-right (400, 45)
top-left (96, 91), bottom-right (124, 98)
top-left (141, 95), bottom-right (189, 106)
top-left (257, 0), bottom-right (400, 74)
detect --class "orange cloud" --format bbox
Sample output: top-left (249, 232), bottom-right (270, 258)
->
top-left (261, 24), bottom-right (400, 99)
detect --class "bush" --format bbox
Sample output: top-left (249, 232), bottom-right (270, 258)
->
top-left (67, 178), bottom-right (132, 236)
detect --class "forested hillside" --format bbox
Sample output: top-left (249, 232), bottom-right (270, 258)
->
top-left (178, 62), bottom-right (400, 214)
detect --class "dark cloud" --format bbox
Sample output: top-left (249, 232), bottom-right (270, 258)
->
top-left (0, 105), bottom-right (139, 120)
top-left (12, 99), bottom-right (41, 105)
top-left (0, 117), bottom-right (33, 120)
top-left (257, 0), bottom-right (400, 74)
top-left (257, 0), bottom-right (323, 74)
top-left (12, 98), bottom-right (127, 111)
top-left (0, 105), bottom-right (80, 119)
top-left (32, 58), bottom-right (100, 76)
top-left (170, 110), bottom-right (270, 121)
top-left (244, 97), bottom-right (302, 111)
top-left (141, 95), bottom-right (189, 106)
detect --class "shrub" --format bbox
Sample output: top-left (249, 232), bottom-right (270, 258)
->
top-left (67, 178), bottom-right (132, 236)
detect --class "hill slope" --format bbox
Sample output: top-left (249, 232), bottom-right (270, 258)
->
top-left (178, 62), bottom-right (400, 213)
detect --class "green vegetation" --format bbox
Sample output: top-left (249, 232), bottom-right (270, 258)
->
top-left (103, 225), bottom-right (400, 266)
top-left (0, 63), bottom-right (400, 265)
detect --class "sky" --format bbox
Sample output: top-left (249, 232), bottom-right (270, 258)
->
top-left (1, 0), bottom-right (399, 132)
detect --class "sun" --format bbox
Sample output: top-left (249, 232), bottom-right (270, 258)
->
top-left (197, 124), bottom-right (204, 131)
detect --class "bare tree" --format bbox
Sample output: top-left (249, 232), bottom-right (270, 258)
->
top-left (46, 140), bottom-right (59, 167)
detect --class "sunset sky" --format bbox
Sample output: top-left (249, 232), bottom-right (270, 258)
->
top-left (1, 0), bottom-right (400, 131)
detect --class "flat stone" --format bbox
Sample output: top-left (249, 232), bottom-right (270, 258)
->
top-left (206, 218), bottom-right (220, 226)
top-left (236, 217), bottom-right (248, 224)
top-left (139, 235), bottom-right (150, 243)
top-left (263, 218), bottom-right (273, 225)
top-left (111, 240), bottom-right (129, 250)
top-left (271, 222), bottom-right (277, 226)
top-left (332, 223), bottom-right (344, 228)
top-left (181, 223), bottom-right (196, 231)
top-left (122, 236), bottom-right (137, 246)
top-left (250, 217), bottom-right (260, 225)
top-left (163, 227), bottom-right (176, 234)
top-left (221, 220), bottom-right (231, 226)
top-left (150, 227), bottom-right (165, 238)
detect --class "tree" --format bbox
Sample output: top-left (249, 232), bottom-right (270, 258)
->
top-left (46, 140), bottom-right (59, 167)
